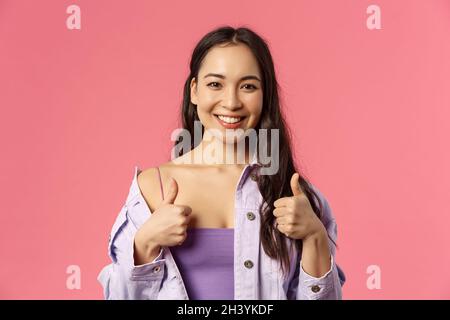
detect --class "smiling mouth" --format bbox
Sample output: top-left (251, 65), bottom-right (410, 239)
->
top-left (213, 114), bottom-right (246, 124)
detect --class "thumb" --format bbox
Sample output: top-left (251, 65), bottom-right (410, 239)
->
top-left (290, 172), bottom-right (303, 196)
top-left (163, 177), bottom-right (179, 205)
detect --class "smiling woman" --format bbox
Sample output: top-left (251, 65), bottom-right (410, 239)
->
top-left (97, 25), bottom-right (345, 300)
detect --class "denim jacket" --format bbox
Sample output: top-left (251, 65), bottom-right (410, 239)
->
top-left (97, 159), bottom-right (346, 300)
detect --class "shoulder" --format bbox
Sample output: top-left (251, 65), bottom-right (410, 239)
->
top-left (136, 162), bottom-right (177, 211)
top-left (136, 166), bottom-right (164, 213)
top-left (137, 162), bottom-right (176, 191)
top-left (137, 167), bottom-right (159, 191)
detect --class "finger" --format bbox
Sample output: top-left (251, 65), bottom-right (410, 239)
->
top-left (182, 213), bottom-right (192, 225)
top-left (290, 172), bottom-right (303, 196)
top-left (273, 207), bottom-right (288, 218)
top-left (163, 176), bottom-right (178, 205)
top-left (179, 230), bottom-right (188, 245)
top-left (277, 224), bottom-right (291, 237)
top-left (275, 222), bottom-right (285, 233)
top-left (179, 205), bottom-right (192, 216)
top-left (274, 196), bottom-right (291, 208)
top-left (275, 216), bottom-right (290, 225)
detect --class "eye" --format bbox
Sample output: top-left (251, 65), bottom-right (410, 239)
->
top-left (242, 84), bottom-right (258, 90)
top-left (207, 82), bottom-right (221, 88)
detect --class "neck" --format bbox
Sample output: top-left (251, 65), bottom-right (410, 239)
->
top-left (190, 137), bottom-right (255, 167)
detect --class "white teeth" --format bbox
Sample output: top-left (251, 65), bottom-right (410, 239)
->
top-left (217, 115), bottom-right (242, 123)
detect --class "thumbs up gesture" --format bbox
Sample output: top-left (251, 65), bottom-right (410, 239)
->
top-left (273, 173), bottom-right (326, 241)
top-left (135, 176), bottom-right (193, 254)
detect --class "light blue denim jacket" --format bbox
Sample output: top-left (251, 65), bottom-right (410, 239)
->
top-left (97, 158), bottom-right (346, 300)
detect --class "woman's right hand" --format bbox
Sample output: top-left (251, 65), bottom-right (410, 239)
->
top-left (134, 175), bottom-right (192, 256)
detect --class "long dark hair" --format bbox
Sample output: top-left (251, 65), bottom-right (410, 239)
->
top-left (173, 25), bottom-right (337, 278)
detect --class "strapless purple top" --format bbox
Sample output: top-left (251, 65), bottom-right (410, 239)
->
top-left (170, 227), bottom-right (234, 300)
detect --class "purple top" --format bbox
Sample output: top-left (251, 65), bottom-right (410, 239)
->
top-left (170, 228), bottom-right (234, 300)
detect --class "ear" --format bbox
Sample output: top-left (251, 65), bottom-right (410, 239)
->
top-left (190, 77), bottom-right (198, 105)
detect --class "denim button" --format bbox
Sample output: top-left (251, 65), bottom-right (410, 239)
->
top-left (250, 172), bottom-right (258, 181)
top-left (246, 212), bottom-right (255, 221)
top-left (311, 285), bottom-right (321, 293)
top-left (244, 260), bottom-right (254, 269)
top-left (153, 266), bottom-right (161, 273)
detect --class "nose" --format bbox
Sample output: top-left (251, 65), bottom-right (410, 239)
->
top-left (222, 87), bottom-right (243, 111)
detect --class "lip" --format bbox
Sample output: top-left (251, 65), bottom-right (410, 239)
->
top-left (214, 113), bottom-right (245, 118)
top-left (214, 114), bottom-right (246, 129)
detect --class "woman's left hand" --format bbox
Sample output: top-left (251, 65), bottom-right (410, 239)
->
top-left (273, 173), bottom-right (327, 241)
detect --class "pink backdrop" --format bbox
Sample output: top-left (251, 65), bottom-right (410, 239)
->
top-left (1, 0), bottom-right (449, 299)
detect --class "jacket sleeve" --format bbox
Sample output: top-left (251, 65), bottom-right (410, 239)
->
top-left (293, 187), bottom-right (346, 300)
top-left (97, 203), bottom-right (166, 300)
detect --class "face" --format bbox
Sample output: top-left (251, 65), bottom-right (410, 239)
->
top-left (190, 43), bottom-right (263, 144)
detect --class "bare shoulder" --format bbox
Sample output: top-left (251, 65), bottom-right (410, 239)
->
top-left (136, 160), bottom-right (183, 210)
top-left (136, 167), bottom-right (163, 213)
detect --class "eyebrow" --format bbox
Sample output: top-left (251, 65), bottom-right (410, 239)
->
top-left (203, 73), bottom-right (261, 82)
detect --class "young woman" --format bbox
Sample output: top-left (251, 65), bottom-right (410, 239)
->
top-left (97, 26), bottom-right (346, 300)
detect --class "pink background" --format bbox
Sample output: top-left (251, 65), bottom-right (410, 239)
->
top-left (0, 0), bottom-right (449, 299)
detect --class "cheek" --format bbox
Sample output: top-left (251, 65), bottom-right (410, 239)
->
top-left (244, 94), bottom-right (263, 114)
top-left (195, 98), bottom-right (216, 114)
top-left (249, 104), bottom-right (263, 123)
top-left (196, 93), bottom-right (218, 113)
top-left (198, 87), bottom-right (220, 102)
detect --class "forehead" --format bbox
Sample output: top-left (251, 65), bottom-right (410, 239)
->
top-left (199, 43), bottom-right (261, 79)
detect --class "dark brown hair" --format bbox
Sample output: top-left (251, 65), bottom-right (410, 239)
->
top-left (173, 25), bottom-right (337, 278)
